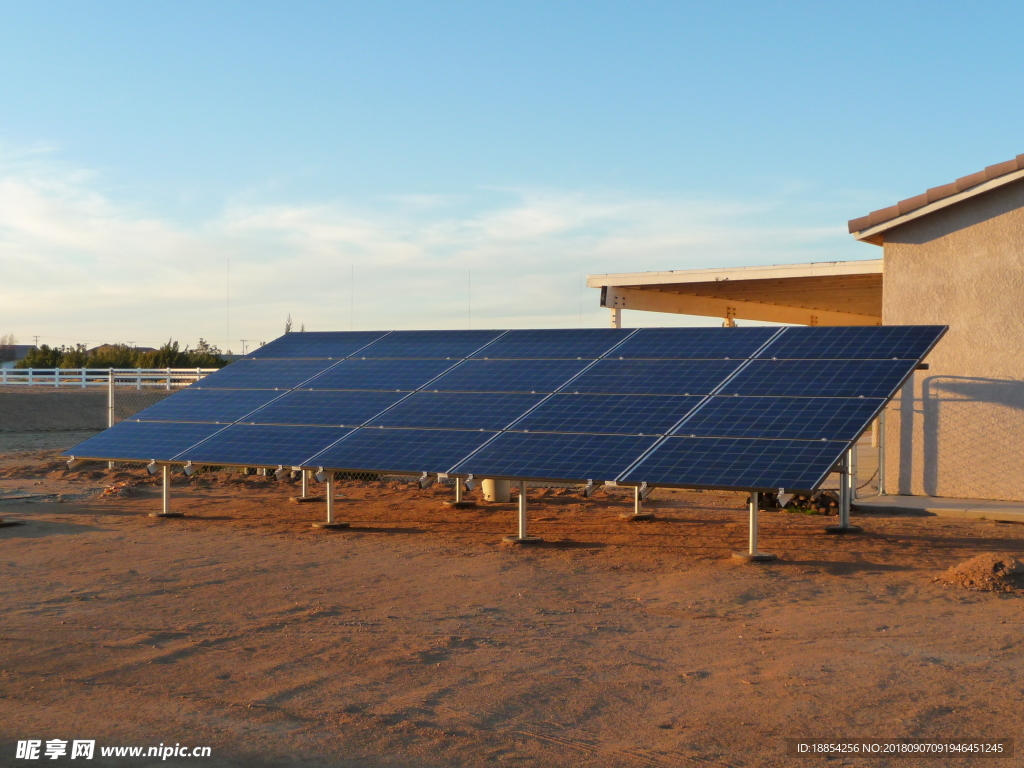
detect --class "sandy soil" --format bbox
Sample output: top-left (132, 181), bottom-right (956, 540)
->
top-left (2, 454), bottom-right (1024, 767)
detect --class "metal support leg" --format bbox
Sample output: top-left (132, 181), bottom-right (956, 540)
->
top-left (878, 409), bottom-right (887, 496)
top-left (151, 464), bottom-right (184, 518)
top-left (825, 451), bottom-right (862, 534)
top-left (620, 484), bottom-right (655, 521)
top-left (444, 476), bottom-right (477, 508)
top-left (502, 480), bottom-right (542, 545)
top-left (107, 369), bottom-right (114, 470)
top-left (313, 472), bottom-right (349, 529)
top-left (301, 469), bottom-right (309, 498)
top-left (732, 492), bottom-right (776, 561)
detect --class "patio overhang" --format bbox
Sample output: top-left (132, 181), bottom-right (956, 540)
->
top-left (588, 259), bottom-right (883, 327)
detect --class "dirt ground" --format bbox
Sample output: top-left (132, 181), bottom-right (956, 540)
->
top-left (3, 451), bottom-right (1024, 768)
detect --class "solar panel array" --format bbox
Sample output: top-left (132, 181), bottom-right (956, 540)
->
top-left (64, 325), bottom-right (946, 492)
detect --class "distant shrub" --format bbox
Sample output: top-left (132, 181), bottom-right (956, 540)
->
top-left (15, 339), bottom-right (228, 369)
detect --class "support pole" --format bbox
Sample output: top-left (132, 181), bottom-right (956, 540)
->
top-left (107, 369), bottom-right (115, 470)
top-left (609, 307), bottom-right (622, 329)
top-left (825, 451), bottom-right (862, 534)
top-left (850, 443), bottom-right (858, 501)
top-left (301, 469), bottom-right (309, 498)
top-left (502, 480), bottom-right (542, 545)
top-left (313, 472), bottom-right (348, 529)
top-left (444, 477), bottom-right (477, 508)
top-left (151, 464), bottom-right (184, 518)
top-left (619, 484), bottom-right (655, 521)
top-left (732, 492), bottom-right (776, 562)
top-left (878, 409), bottom-right (887, 496)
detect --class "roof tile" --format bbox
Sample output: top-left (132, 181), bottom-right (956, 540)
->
top-left (850, 153), bottom-right (1024, 234)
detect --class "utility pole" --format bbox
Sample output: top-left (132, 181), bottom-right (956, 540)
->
top-left (33, 335), bottom-right (39, 347)
top-left (239, 339), bottom-right (249, 354)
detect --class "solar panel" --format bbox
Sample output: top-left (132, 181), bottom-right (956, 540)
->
top-left (453, 432), bottom-right (658, 482)
top-left (560, 359), bottom-right (743, 395)
top-left (66, 421), bottom-right (225, 462)
top-left (471, 329), bottom-right (631, 359)
top-left (304, 358), bottom-right (457, 391)
top-left (620, 436), bottom-right (846, 491)
top-left (196, 359), bottom-right (338, 390)
top-left (513, 393), bottom-right (704, 436)
top-left (758, 325), bottom-right (946, 360)
top-left (310, 428), bottom-right (497, 474)
top-left (129, 388), bottom-right (282, 423)
top-left (246, 390), bottom-right (406, 426)
top-left (721, 359), bottom-right (916, 398)
top-left (246, 331), bottom-right (387, 359)
top-left (611, 327), bottom-right (778, 359)
top-left (368, 392), bottom-right (545, 431)
top-left (63, 325), bottom-right (946, 494)
top-left (428, 359), bottom-right (591, 393)
top-left (357, 330), bottom-right (504, 359)
top-left (673, 396), bottom-right (885, 441)
top-left (177, 424), bottom-right (353, 466)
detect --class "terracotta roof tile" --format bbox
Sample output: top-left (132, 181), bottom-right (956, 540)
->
top-left (849, 153), bottom-right (1024, 234)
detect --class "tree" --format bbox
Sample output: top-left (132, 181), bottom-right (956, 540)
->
top-left (87, 344), bottom-right (137, 368)
top-left (17, 345), bottom-right (62, 368)
top-left (60, 344), bottom-right (89, 368)
top-left (284, 314), bottom-right (293, 334)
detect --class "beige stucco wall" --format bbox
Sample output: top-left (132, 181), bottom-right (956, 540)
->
top-left (881, 178), bottom-right (1024, 501)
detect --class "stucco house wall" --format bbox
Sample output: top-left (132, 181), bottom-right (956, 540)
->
top-left (881, 178), bottom-right (1024, 501)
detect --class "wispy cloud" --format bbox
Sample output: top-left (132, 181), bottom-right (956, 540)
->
top-left (0, 150), bottom-right (865, 350)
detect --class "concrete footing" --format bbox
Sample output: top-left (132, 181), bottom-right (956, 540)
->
top-left (502, 535), bottom-right (544, 546)
top-left (732, 551), bottom-right (777, 562)
top-left (312, 521), bottom-right (350, 530)
top-left (619, 512), bottom-right (655, 521)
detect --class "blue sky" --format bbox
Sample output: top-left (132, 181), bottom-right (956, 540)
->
top-left (2, 1), bottom-right (1022, 351)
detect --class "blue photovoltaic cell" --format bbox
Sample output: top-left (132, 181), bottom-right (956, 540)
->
top-left (177, 424), bottom-right (353, 466)
top-left (196, 359), bottom-right (338, 390)
top-left (131, 388), bottom-right (281, 423)
top-left (621, 437), bottom-right (846, 490)
top-left (673, 396), bottom-right (885, 441)
top-left (311, 428), bottom-right (497, 473)
top-left (357, 330), bottom-right (503, 359)
top-left (758, 325), bottom-right (946, 360)
top-left (60, 326), bottom-right (948, 493)
top-left (245, 331), bottom-right (387, 359)
top-left (304, 358), bottom-right (457, 391)
top-left (368, 392), bottom-right (544, 431)
top-left (246, 390), bottom-right (406, 426)
top-left (513, 394), bottom-right (703, 435)
top-left (453, 432), bottom-right (658, 482)
top-left (611, 327), bottom-right (778, 359)
top-left (66, 421), bottom-right (224, 461)
top-left (721, 359), bottom-right (915, 398)
top-left (428, 359), bottom-right (591, 393)
top-left (471, 329), bottom-right (631, 359)
top-left (560, 359), bottom-right (742, 395)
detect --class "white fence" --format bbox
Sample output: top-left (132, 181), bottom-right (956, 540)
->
top-left (0, 368), bottom-right (217, 390)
